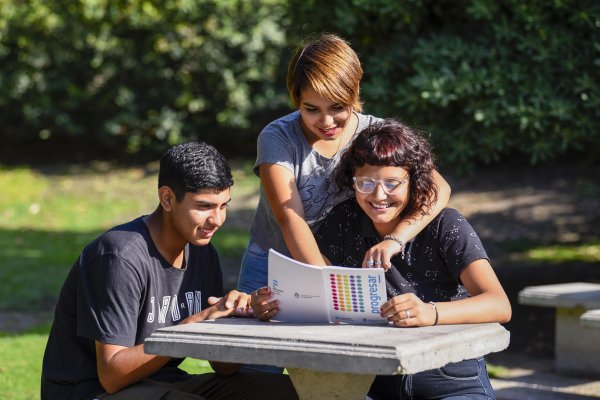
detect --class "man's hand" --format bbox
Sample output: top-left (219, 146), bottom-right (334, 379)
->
top-left (182, 290), bottom-right (253, 324)
top-left (208, 290), bottom-right (255, 318)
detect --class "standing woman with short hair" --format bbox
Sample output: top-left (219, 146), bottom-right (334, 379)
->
top-left (239, 33), bottom-right (451, 318)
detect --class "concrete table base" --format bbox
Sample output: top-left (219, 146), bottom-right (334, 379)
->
top-left (555, 307), bottom-right (600, 376)
top-left (287, 368), bottom-right (375, 400)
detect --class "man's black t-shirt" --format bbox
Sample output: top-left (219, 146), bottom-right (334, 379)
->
top-left (41, 216), bottom-right (224, 400)
top-left (315, 199), bottom-right (489, 303)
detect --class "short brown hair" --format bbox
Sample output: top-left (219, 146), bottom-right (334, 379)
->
top-left (286, 33), bottom-right (363, 112)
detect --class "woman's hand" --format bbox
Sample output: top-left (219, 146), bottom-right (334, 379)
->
top-left (380, 293), bottom-right (437, 327)
top-left (208, 290), bottom-right (254, 318)
top-left (182, 290), bottom-right (254, 323)
top-left (250, 286), bottom-right (280, 321)
top-left (362, 239), bottom-right (403, 271)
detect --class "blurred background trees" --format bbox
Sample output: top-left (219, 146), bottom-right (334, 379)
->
top-left (1, 0), bottom-right (598, 173)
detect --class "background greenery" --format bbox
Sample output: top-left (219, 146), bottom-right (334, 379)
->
top-left (1, 0), bottom-right (599, 172)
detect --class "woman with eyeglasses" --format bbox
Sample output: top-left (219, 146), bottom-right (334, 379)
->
top-left (240, 34), bottom-right (451, 319)
top-left (314, 118), bottom-right (511, 400)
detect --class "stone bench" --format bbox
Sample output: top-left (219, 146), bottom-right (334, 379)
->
top-left (518, 282), bottom-right (600, 377)
top-left (581, 309), bottom-right (600, 329)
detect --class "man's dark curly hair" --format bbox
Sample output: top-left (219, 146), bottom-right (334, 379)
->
top-left (158, 141), bottom-right (233, 201)
top-left (334, 118), bottom-right (438, 219)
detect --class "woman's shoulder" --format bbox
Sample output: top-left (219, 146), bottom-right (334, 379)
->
top-left (430, 207), bottom-right (478, 237)
top-left (260, 111), bottom-right (301, 137)
top-left (355, 112), bottom-right (384, 131)
top-left (438, 207), bottom-right (465, 220)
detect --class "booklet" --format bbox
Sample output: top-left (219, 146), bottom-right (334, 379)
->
top-left (267, 249), bottom-right (388, 325)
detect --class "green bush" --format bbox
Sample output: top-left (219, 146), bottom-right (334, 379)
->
top-left (288, 0), bottom-right (600, 173)
top-left (1, 1), bottom-right (598, 172)
top-left (0, 0), bottom-right (289, 160)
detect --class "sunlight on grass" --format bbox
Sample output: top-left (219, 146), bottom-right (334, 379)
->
top-left (0, 161), bottom-right (256, 232)
top-left (0, 164), bottom-right (156, 231)
top-left (486, 363), bottom-right (509, 378)
top-left (0, 326), bottom-right (50, 400)
top-left (231, 159), bottom-right (259, 192)
top-left (525, 242), bottom-right (600, 264)
top-left (179, 358), bottom-right (214, 374)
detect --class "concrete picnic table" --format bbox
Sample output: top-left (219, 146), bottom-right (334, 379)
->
top-left (518, 282), bottom-right (600, 376)
top-left (145, 318), bottom-right (510, 400)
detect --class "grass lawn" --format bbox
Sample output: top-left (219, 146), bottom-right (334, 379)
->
top-left (0, 325), bottom-right (50, 400)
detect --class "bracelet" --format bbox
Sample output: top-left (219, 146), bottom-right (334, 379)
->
top-left (383, 235), bottom-right (406, 259)
top-left (429, 301), bottom-right (439, 325)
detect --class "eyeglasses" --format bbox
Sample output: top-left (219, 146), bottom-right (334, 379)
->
top-left (353, 176), bottom-right (409, 194)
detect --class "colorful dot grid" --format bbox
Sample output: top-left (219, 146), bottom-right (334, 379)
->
top-left (329, 273), bottom-right (365, 313)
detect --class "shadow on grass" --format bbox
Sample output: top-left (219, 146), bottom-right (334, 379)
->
top-left (0, 226), bottom-right (250, 313)
top-left (0, 228), bottom-right (101, 312)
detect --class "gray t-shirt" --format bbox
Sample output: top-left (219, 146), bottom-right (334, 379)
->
top-left (249, 110), bottom-right (381, 254)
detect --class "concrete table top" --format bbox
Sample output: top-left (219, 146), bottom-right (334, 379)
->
top-left (581, 309), bottom-right (600, 329)
top-left (518, 282), bottom-right (600, 309)
top-left (145, 318), bottom-right (510, 375)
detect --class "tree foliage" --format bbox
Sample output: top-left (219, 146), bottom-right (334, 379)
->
top-left (1, 0), bottom-right (598, 171)
top-left (0, 0), bottom-right (289, 160)
top-left (288, 0), bottom-right (600, 172)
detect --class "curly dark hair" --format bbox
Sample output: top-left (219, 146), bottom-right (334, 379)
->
top-left (334, 118), bottom-right (438, 219)
top-left (158, 141), bottom-right (234, 201)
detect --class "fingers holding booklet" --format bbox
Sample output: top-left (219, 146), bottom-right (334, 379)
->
top-left (265, 249), bottom-right (388, 325)
top-left (250, 286), bottom-right (280, 321)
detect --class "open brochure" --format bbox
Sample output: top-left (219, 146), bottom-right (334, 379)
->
top-left (267, 249), bottom-right (388, 325)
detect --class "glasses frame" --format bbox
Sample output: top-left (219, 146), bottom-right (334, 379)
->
top-left (352, 175), bottom-right (409, 194)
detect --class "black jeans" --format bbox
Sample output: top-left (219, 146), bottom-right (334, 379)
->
top-left (96, 372), bottom-right (298, 400)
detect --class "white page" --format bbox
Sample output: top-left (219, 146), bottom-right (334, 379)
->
top-left (321, 265), bottom-right (388, 325)
top-left (268, 249), bottom-right (329, 323)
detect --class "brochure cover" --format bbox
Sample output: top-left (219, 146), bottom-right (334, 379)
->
top-left (267, 249), bottom-right (388, 325)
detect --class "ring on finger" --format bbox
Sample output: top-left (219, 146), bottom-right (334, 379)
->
top-left (406, 309), bottom-right (411, 319)
top-left (373, 260), bottom-right (382, 265)
top-left (367, 259), bottom-right (375, 266)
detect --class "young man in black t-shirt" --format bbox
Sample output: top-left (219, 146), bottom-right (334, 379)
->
top-left (41, 142), bottom-right (297, 400)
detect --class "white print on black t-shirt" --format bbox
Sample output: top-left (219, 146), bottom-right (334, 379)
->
top-left (146, 291), bottom-right (202, 324)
